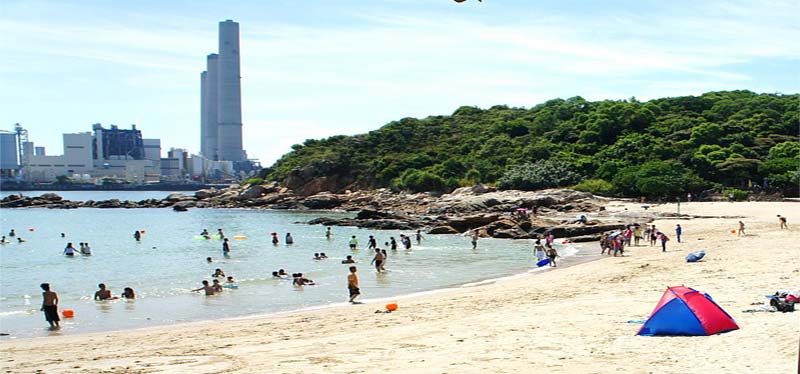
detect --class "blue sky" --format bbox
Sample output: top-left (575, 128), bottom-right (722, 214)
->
top-left (1, 0), bottom-right (798, 165)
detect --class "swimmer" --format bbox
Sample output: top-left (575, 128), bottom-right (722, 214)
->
top-left (320, 252), bottom-right (328, 259)
top-left (133, 230), bottom-right (142, 242)
top-left (271, 232), bottom-right (279, 245)
top-left (60, 233), bottom-right (66, 238)
top-left (285, 233), bottom-right (294, 244)
top-left (415, 229), bottom-right (424, 244)
top-left (206, 257), bottom-right (213, 263)
top-left (63, 242), bottom-right (77, 256)
top-left (217, 229), bottom-right (225, 239)
top-left (371, 248), bottom-right (385, 272)
top-left (8, 229), bottom-right (15, 237)
top-left (325, 227), bottom-right (332, 239)
top-left (17, 237), bottom-right (25, 243)
top-left (94, 283), bottom-right (117, 300)
top-left (349, 235), bottom-right (358, 250)
top-left (121, 287), bottom-right (136, 299)
top-left (341, 255), bottom-right (355, 264)
top-left (81, 242), bottom-right (92, 255)
top-left (292, 273), bottom-right (315, 286)
top-left (313, 253), bottom-right (322, 260)
top-left (0, 236), bottom-right (8, 244)
top-left (390, 237), bottom-right (398, 250)
top-left (192, 280), bottom-right (215, 296)
top-left (226, 276), bottom-right (236, 284)
top-left (367, 235), bottom-right (377, 249)
top-left (212, 268), bottom-right (226, 278)
top-left (278, 269), bottom-right (288, 277)
top-left (212, 279), bottom-right (224, 293)
top-left (222, 238), bottom-right (231, 256)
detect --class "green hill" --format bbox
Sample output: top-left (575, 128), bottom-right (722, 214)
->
top-left (264, 90), bottom-right (799, 197)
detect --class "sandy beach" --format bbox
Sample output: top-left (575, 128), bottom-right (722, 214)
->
top-left (1, 201), bottom-right (798, 373)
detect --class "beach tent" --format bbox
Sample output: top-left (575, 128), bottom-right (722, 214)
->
top-left (637, 286), bottom-right (739, 336)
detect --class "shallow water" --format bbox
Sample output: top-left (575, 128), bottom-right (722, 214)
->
top-left (0, 193), bottom-right (583, 338)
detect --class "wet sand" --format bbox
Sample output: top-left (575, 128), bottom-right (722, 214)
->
top-left (1, 201), bottom-right (798, 373)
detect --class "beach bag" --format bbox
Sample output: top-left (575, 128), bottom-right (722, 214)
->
top-left (770, 297), bottom-right (795, 313)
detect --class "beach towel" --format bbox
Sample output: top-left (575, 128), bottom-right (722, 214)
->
top-left (685, 250), bottom-right (706, 262)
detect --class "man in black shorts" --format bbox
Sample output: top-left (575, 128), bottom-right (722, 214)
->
top-left (347, 266), bottom-right (360, 303)
top-left (370, 248), bottom-right (385, 272)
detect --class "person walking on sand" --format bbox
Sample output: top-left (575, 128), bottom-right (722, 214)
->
top-left (778, 215), bottom-right (789, 229)
top-left (660, 233), bottom-right (669, 252)
top-left (40, 283), bottom-right (60, 329)
top-left (547, 246), bottom-right (559, 267)
top-left (675, 224), bottom-right (682, 243)
top-left (347, 266), bottom-right (360, 303)
top-left (738, 221), bottom-right (746, 237)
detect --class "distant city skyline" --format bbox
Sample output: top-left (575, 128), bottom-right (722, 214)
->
top-left (1, 0), bottom-right (798, 165)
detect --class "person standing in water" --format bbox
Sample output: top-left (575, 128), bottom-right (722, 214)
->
top-left (325, 227), bottom-right (332, 240)
top-left (192, 280), bottom-right (215, 296)
top-left (285, 233), bottom-right (294, 244)
top-left (367, 235), bottom-right (377, 250)
top-left (349, 236), bottom-right (358, 250)
top-left (347, 266), bottom-right (360, 303)
top-left (222, 238), bottom-right (231, 256)
top-left (217, 229), bottom-right (225, 239)
top-left (81, 242), bottom-right (92, 255)
top-left (415, 230), bottom-right (424, 244)
top-left (471, 231), bottom-right (479, 249)
top-left (40, 283), bottom-right (59, 329)
top-left (390, 237), bottom-right (398, 250)
top-left (63, 243), bottom-right (77, 256)
top-left (133, 230), bottom-right (142, 242)
top-left (547, 246), bottom-right (559, 267)
top-left (371, 248), bottom-right (385, 272)
top-left (271, 233), bottom-right (279, 245)
top-left (380, 249), bottom-right (388, 271)
top-left (8, 229), bottom-right (15, 237)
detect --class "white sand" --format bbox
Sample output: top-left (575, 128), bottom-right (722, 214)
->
top-left (2, 201), bottom-right (798, 373)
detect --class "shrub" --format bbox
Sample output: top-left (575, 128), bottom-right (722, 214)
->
top-left (723, 188), bottom-right (749, 201)
top-left (395, 169), bottom-right (446, 192)
top-left (497, 160), bottom-right (582, 191)
top-left (243, 177), bottom-right (264, 186)
top-left (572, 179), bottom-right (614, 196)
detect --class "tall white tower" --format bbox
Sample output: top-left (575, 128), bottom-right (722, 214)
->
top-left (216, 20), bottom-right (244, 162)
top-left (201, 54), bottom-right (220, 160)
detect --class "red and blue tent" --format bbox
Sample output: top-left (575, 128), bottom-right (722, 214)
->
top-left (637, 286), bottom-right (739, 336)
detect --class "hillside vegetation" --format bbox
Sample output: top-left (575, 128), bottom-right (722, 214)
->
top-left (265, 91), bottom-right (799, 197)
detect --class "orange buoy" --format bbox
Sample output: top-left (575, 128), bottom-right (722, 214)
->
top-left (140, 230), bottom-right (146, 234)
top-left (561, 240), bottom-right (569, 244)
top-left (62, 309), bottom-right (75, 318)
top-left (386, 303), bottom-right (398, 311)
top-left (730, 229), bottom-right (736, 234)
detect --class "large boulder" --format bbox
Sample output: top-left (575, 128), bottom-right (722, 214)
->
top-left (302, 193), bottom-right (341, 209)
top-left (428, 225), bottom-right (459, 234)
top-left (194, 189), bottom-right (219, 200)
top-left (39, 193), bottom-right (63, 201)
top-left (238, 185), bottom-right (267, 200)
top-left (165, 193), bottom-right (194, 202)
top-left (444, 214), bottom-right (501, 232)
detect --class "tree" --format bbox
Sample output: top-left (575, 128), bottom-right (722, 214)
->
top-left (498, 160), bottom-right (582, 191)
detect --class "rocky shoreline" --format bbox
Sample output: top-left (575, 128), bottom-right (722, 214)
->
top-left (0, 183), bottom-right (674, 240)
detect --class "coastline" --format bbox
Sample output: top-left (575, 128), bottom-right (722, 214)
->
top-left (2, 201), bottom-right (798, 373)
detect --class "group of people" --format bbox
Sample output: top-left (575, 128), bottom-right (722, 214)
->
top-left (63, 242), bottom-right (92, 256)
top-left (1, 228), bottom-right (26, 244)
top-left (533, 233), bottom-right (560, 266)
top-left (38, 282), bottom-right (135, 329)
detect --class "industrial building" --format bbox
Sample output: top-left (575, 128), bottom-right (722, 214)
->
top-left (200, 20), bottom-right (250, 169)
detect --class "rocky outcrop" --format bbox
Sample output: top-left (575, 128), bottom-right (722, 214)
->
top-left (283, 161), bottom-right (355, 197)
top-left (301, 193), bottom-right (341, 209)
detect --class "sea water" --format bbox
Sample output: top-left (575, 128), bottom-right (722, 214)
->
top-left (0, 192), bottom-right (585, 338)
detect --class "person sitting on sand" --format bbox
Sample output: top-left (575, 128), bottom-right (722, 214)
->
top-left (121, 287), bottom-right (135, 299)
top-left (341, 255), bottom-right (355, 264)
top-left (192, 280), bottom-right (215, 296)
top-left (212, 279), bottom-right (224, 293)
top-left (94, 283), bottom-right (117, 300)
top-left (212, 268), bottom-right (226, 278)
top-left (292, 273), bottom-right (315, 286)
top-left (778, 215), bottom-right (788, 229)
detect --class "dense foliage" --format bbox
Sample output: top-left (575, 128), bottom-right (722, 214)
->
top-left (266, 91), bottom-right (799, 197)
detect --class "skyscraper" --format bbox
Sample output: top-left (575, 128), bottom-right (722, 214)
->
top-left (200, 20), bottom-right (244, 163)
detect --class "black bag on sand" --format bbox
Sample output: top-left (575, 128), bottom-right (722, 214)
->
top-left (770, 297), bottom-right (795, 313)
